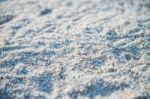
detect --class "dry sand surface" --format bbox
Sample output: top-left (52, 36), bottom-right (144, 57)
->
top-left (0, 0), bottom-right (150, 99)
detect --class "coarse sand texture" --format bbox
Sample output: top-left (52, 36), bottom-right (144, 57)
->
top-left (0, 0), bottom-right (150, 99)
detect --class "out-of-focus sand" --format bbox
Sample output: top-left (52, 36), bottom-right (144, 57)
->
top-left (0, 0), bottom-right (150, 99)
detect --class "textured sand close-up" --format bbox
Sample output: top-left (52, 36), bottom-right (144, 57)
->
top-left (0, 0), bottom-right (150, 99)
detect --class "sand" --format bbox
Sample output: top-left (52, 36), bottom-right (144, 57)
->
top-left (0, 0), bottom-right (150, 99)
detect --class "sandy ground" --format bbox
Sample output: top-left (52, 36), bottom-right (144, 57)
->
top-left (0, 0), bottom-right (150, 99)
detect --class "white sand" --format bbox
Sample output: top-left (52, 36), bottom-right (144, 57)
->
top-left (0, 0), bottom-right (150, 99)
